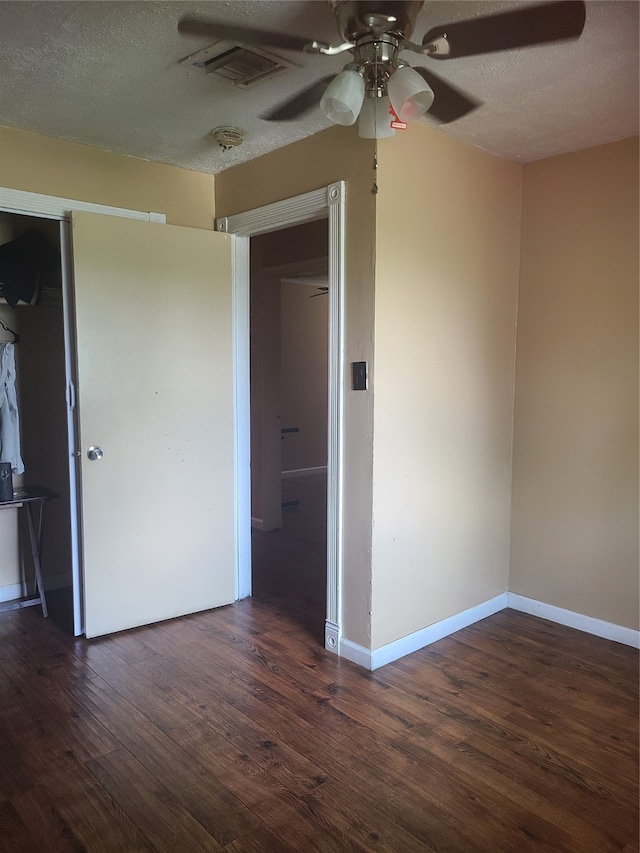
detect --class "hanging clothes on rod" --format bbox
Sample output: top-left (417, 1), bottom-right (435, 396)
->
top-left (0, 341), bottom-right (25, 474)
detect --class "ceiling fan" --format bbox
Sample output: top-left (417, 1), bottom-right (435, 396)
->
top-left (178, 1), bottom-right (586, 138)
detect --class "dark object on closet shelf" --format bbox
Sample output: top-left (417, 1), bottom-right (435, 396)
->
top-left (0, 462), bottom-right (12, 502)
top-left (0, 228), bottom-right (60, 307)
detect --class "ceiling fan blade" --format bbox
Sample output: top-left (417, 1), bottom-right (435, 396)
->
top-left (261, 76), bottom-right (334, 121)
top-left (178, 15), bottom-right (315, 52)
top-left (422, 1), bottom-right (586, 59)
top-left (412, 68), bottom-right (481, 123)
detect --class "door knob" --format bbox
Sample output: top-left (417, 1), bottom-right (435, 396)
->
top-left (87, 445), bottom-right (103, 461)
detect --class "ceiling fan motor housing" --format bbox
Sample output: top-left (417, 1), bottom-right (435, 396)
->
top-left (353, 34), bottom-right (399, 94)
top-left (331, 2), bottom-right (424, 97)
top-left (329, 0), bottom-right (424, 42)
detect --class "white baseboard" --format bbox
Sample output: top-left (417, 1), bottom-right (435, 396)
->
top-left (0, 572), bottom-right (71, 604)
top-left (340, 593), bottom-right (509, 671)
top-left (340, 638), bottom-right (375, 670)
top-left (0, 580), bottom-right (29, 604)
top-left (507, 593), bottom-right (640, 649)
top-left (281, 466), bottom-right (327, 479)
top-left (339, 590), bottom-right (639, 670)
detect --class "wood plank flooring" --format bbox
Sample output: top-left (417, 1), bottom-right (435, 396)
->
top-left (1, 478), bottom-right (638, 851)
top-left (251, 473), bottom-right (328, 645)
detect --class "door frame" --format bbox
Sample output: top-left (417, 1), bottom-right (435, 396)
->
top-left (218, 182), bottom-right (345, 654)
top-left (0, 187), bottom-right (166, 636)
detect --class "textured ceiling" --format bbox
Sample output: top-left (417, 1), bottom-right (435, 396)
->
top-left (0, 1), bottom-right (637, 174)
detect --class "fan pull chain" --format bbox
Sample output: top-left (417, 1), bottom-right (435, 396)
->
top-left (372, 138), bottom-right (378, 195)
top-left (371, 89), bottom-right (378, 194)
top-left (371, 53), bottom-right (379, 195)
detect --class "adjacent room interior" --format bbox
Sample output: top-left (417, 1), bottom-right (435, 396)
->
top-left (250, 220), bottom-right (330, 643)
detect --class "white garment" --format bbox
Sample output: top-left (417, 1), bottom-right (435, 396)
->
top-left (0, 342), bottom-right (24, 474)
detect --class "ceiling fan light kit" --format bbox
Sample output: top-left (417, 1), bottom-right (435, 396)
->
top-left (179, 0), bottom-right (587, 140)
top-left (358, 95), bottom-right (395, 139)
top-left (320, 49), bottom-right (435, 134)
top-left (319, 65), bottom-right (366, 126)
top-left (387, 63), bottom-right (434, 122)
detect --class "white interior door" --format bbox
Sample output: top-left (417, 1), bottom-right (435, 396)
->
top-left (71, 212), bottom-right (235, 638)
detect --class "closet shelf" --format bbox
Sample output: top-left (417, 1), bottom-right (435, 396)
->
top-left (0, 287), bottom-right (62, 307)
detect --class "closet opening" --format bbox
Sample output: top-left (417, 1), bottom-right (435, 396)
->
top-left (0, 212), bottom-right (76, 633)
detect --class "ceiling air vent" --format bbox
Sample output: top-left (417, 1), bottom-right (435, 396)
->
top-left (185, 43), bottom-right (293, 88)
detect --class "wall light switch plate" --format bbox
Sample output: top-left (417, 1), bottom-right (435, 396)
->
top-left (352, 361), bottom-right (367, 391)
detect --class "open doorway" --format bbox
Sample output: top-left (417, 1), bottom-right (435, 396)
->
top-left (220, 181), bottom-right (345, 655)
top-left (249, 220), bottom-right (329, 641)
top-left (0, 212), bottom-right (75, 633)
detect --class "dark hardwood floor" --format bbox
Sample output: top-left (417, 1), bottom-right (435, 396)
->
top-left (251, 473), bottom-right (328, 645)
top-left (1, 479), bottom-right (638, 851)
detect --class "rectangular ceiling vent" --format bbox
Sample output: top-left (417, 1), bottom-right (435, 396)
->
top-left (185, 43), bottom-right (294, 88)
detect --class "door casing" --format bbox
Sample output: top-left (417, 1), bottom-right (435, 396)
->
top-left (218, 182), bottom-right (346, 653)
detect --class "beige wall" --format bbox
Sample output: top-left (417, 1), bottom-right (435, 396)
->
top-left (216, 125), bottom-right (377, 648)
top-left (260, 218), bottom-right (328, 269)
top-left (510, 137), bottom-right (639, 630)
top-left (4, 120), bottom-right (635, 647)
top-left (371, 123), bottom-right (523, 649)
top-left (249, 220), bottom-right (329, 528)
top-left (0, 125), bottom-right (215, 229)
top-left (249, 239), bottom-right (282, 531)
top-left (264, 220), bottom-right (329, 472)
top-left (280, 279), bottom-right (329, 473)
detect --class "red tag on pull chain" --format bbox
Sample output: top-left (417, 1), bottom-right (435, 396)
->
top-left (389, 104), bottom-right (407, 131)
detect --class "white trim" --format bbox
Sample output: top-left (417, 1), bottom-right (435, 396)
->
top-left (325, 182), bottom-right (345, 655)
top-left (229, 231), bottom-right (252, 600)
top-left (325, 619), bottom-right (340, 654)
top-left (339, 638), bottom-right (373, 669)
top-left (372, 593), bottom-right (509, 670)
top-left (341, 594), bottom-right (509, 670)
top-left (0, 572), bottom-right (71, 603)
top-left (217, 186), bottom-right (329, 237)
top-left (0, 580), bottom-right (32, 604)
top-left (230, 235), bottom-right (252, 600)
top-left (59, 219), bottom-right (84, 636)
top-left (281, 466), bottom-right (327, 479)
top-left (340, 591), bottom-right (639, 671)
top-left (221, 182), bottom-right (346, 654)
top-left (0, 187), bottom-right (166, 223)
top-left (507, 593), bottom-right (640, 649)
